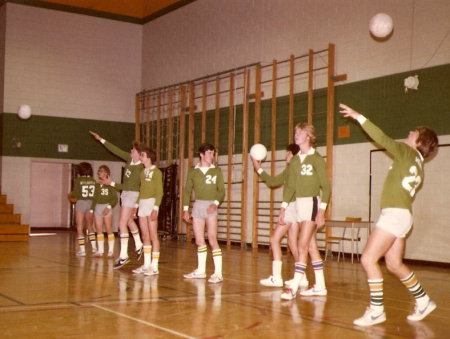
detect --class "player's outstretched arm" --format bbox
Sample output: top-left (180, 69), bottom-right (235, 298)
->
top-left (89, 130), bottom-right (102, 141)
top-left (339, 103), bottom-right (361, 120)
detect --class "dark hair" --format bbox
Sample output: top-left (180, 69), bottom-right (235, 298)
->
top-left (286, 143), bottom-right (300, 155)
top-left (139, 145), bottom-right (156, 163)
top-left (77, 162), bottom-right (93, 177)
top-left (416, 126), bottom-right (438, 158)
top-left (198, 143), bottom-right (216, 156)
top-left (131, 141), bottom-right (140, 151)
top-left (98, 165), bottom-right (111, 176)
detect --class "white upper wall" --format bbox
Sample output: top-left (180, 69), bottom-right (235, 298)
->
top-left (142, 0), bottom-right (450, 90)
top-left (4, 3), bottom-right (142, 122)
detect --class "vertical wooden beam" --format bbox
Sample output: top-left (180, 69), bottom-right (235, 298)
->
top-left (135, 93), bottom-right (141, 142)
top-left (241, 68), bottom-right (250, 246)
top-left (226, 73), bottom-right (234, 248)
top-left (288, 54), bottom-right (295, 142)
top-left (167, 88), bottom-right (173, 162)
top-left (201, 80), bottom-right (207, 144)
top-left (188, 82), bottom-right (195, 168)
top-left (308, 49), bottom-right (314, 125)
top-left (326, 43), bottom-right (335, 219)
top-left (270, 60), bottom-right (277, 237)
top-left (178, 85), bottom-right (187, 237)
top-left (214, 76), bottom-right (220, 154)
top-left (156, 90), bottom-right (161, 164)
top-left (252, 64), bottom-right (261, 249)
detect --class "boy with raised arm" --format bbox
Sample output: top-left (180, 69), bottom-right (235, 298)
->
top-left (339, 103), bottom-right (438, 326)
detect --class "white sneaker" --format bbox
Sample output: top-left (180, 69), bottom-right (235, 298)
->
top-left (353, 307), bottom-right (386, 326)
top-left (93, 252), bottom-right (103, 258)
top-left (208, 273), bottom-right (223, 284)
top-left (260, 275), bottom-right (283, 287)
top-left (132, 265), bottom-right (150, 274)
top-left (299, 278), bottom-right (309, 288)
top-left (300, 286), bottom-right (327, 296)
top-left (280, 287), bottom-right (297, 301)
top-left (144, 266), bottom-right (159, 276)
top-left (76, 250), bottom-right (86, 257)
top-left (407, 299), bottom-right (436, 321)
top-left (284, 278), bottom-right (293, 286)
top-left (183, 269), bottom-right (206, 279)
top-left (107, 252), bottom-right (114, 258)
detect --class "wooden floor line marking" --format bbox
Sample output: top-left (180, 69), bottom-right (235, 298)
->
top-left (91, 303), bottom-right (196, 338)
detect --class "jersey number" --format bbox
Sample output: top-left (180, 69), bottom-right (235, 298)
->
top-left (81, 185), bottom-right (95, 198)
top-left (402, 165), bottom-right (421, 197)
top-left (100, 188), bottom-right (109, 196)
top-left (300, 164), bottom-right (313, 176)
top-left (205, 175), bottom-right (217, 184)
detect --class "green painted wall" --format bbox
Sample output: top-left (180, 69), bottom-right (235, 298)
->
top-left (0, 113), bottom-right (134, 161)
top-left (2, 63), bottom-right (449, 162)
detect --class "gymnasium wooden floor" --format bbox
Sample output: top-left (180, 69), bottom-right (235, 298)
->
top-left (0, 232), bottom-right (448, 338)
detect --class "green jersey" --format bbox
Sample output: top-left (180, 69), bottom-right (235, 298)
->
top-left (360, 117), bottom-right (424, 211)
top-left (283, 149), bottom-right (331, 207)
top-left (70, 176), bottom-right (96, 200)
top-left (259, 160), bottom-right (295, 203)
top-left (183, 165), bottom-right (225, 208)
top-left (101, 140), bottom-right (143, 192)
top-left (90, 183), bottom-right (118, 211)
top-left (139, 165), bottom-right (163, 207)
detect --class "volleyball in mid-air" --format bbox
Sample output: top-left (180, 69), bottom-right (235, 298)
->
top-left (250, 143), bottom-right (267, 161)
top-left (369, 13), bottom-right (394, 38)
top-left (17, 104), bottom-right (32, 120)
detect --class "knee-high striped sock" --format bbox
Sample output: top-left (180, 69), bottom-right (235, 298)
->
top-left (88, 233), bottom-right (97, 251)
top-left (152, 252), bottom-right (160, 271)
top-left (96, 233), bottom-right (104, 254)
top-left (312, 260), bottom-right (326, 289)
top-left (292, 262), bottom-right (307, 291)
top-left (143, 245), bottom-right (152, 268)
top-left (368, 278), bottom-right (384, 311)
top-left (131, 229), bottom-right (143, 250)
top-left (197, 245), bottom-right (207, 273)
top-left (107, 233), bottom-right (115, 255)
top-left (77, 236), bottom-right (85, 253)
top-left (401, 272), bottom-right (429, 307)
top-left (212, 248), bottom-right (222, 275)
top-left (119, 233), bottom-right (129, 259)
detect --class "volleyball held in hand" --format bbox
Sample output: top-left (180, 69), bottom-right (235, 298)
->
top-left (369, 13), bottom-right (394, 39)
top-left (250, 143), bottom-right (267, 161)
top-left (17, 104), bottom-right (32, 120)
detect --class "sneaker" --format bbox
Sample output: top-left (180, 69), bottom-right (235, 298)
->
top-left (208, 273), bottom-right (223, 284)
top-left (260, 275), bottom-right (283, 287)
top-left (113, 257), bottom-right (130, 270)
top-left (132, 265), bottom-right (150, 274)
top-left (280, 287), bottom-right (297, 301)
top-left (107, 252), bottom-right (114, 258)
top-left (353, 307), bottom-right (386, 326)
top-left (183, 269), bottom-right (206, 279)
top-left (135, 246), bottom-right (143, 260)
top-left (93, 252), bottom-right (103, 258)
top-left (299, 278), bottom-right (309, 289)
top-left (407, 299), bottom-right (436, 322)
top-left (76, 250), bottom-right (86, 257)
top-left (300, 286), bottom-right (327, 296)
top-left (144, 267), bottom-right (159, 276)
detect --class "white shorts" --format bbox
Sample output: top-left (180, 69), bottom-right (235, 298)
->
top-left (295, 196), bottom-right (319, 223)
top-left (192, 200), bottom-right (218, 219)
top-left (284, 201), bottom-right (297, 224)
top-left (121, 191), bottom-right (139, 208)
top-left (376, 208), bottom-right (413, 238)
top-left (94, 204), bottom-right (112, 217)
top-left (138, 198), bottom-right (156, 217)
top-left (75, 200), bottom-right (91, 214)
